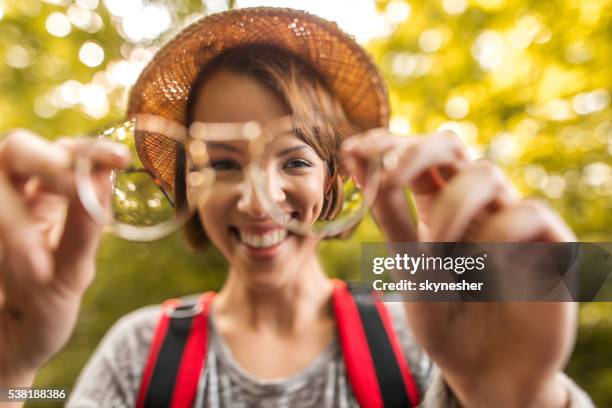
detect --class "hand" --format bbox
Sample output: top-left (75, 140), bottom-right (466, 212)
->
top-left (0, 130), bottom-right (130, 389)
top-left (342, 130), bottom-right (577, 407)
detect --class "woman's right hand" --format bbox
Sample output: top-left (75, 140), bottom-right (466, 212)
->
top-left (0, 129), bottom-right (130, 387)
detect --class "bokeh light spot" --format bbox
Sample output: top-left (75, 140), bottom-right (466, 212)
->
top-left (443, 0), bottom-right (467, 15)
top-left (6, 46), bottom-right (32, 69)
top-left (572, 90), bottom-right (610, 115)
top-left (121, 4), bottom-right (171, 42)
top-left (524, 165), bottom-right (548, 189)
top-left (489, 131), bottom-right (521, 164)
top-left (472, 30), bottom-right (504, 71)
top-left (68, 5), bottom-right (93, 29)
top-left (543, 174), bottom-right (566, 198)
top-left (385, 0), bottom-right (411, 25)
top-left (445, 96), bottom-right (470, 119)
top-left (34, 96), bottom-right (58, 118)
top-left (76, 0), bottom-right (99, 10)
top-left (79, 83), bottom-right (109, 118)
top-left (389, 116), bottom-right (411, 135)
top-left (46, 12), bottom-right (72, 37)
top-left (565, 41), bottom-right (593, 64)
top-left (103, 0), bottom-right (142, 18)
top-left (584, 162), bottom-right (611, 187)
top-left (419, 29), bottom-right (443, 53)
top-left (79, 41), bottom-right (105, 67)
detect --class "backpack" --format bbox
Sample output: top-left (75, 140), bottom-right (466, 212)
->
top-left (136, 279), bottom-right (420, 408)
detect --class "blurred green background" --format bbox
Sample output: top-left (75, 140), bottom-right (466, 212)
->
top-left (0, 0), bottom-right (610, 405)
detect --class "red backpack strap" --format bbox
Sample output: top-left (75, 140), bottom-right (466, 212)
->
top-left (137, 292), bottom-right (215, 408)
top-left (331, 279), bottom-right (420, 407)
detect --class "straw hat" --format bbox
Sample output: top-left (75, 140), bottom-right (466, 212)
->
top-left (128, 7), bottom-right (389, 192)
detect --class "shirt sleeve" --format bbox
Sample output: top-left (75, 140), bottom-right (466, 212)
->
top-left (66, 305), bottom-right (161, 408)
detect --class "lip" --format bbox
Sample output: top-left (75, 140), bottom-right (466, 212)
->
top-left (240, 238), bottom-right (287, 259)
top-left (230, 225), bottom-right (291, 260)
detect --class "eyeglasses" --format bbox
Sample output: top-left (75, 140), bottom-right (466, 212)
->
top-left (74, 112), bottom-right (382, 241)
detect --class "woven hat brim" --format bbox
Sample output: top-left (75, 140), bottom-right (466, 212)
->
top-left (128, 7), bottom-right (390, 192)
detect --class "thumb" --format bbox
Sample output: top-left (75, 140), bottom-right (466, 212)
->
top-left (371, 187), bottom-right (420, 242)
top-left (53, 168), bottom-right (111, 294)
top-left (341, 154), bottom-right (366, 189)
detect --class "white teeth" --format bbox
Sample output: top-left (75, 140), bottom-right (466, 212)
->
top-left (239, 229), bottom-right (288, 248)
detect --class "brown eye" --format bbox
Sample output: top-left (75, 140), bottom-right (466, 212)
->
top-left (211, 159), bottom-right (242, 171)
top-left (284, 158), bottom-right (313, 169)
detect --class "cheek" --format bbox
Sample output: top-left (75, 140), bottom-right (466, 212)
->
top-left (284, 170), bottom-right (327, 221)
top-left (196, 188), bottom-right (237, 250)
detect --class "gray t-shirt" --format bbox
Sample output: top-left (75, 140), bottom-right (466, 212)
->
top-left (67, 300), bottom-right (594, 407)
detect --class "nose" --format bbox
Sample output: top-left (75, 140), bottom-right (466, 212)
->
top-left (237, 181), bottom-right (267, 218)
top-left (237, 172), bottom-right (287, 218)
top-left (266, 169), bottom-right (288, 203)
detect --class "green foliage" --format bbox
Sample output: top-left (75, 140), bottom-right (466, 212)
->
top-left (0, 0), bottom-right (610, 405)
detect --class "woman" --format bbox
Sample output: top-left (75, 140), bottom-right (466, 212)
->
top-left (0, 7), bottom-right (594, 407)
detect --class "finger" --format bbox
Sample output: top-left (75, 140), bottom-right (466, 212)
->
top-left (53, 167), bottom-right (113, 294)
top-left (341, 128), bottom-right (379, 150)
top-left (341, 129), bottom-right (401, 160)
top-left (341, 154), bottom-right (365, 188)
top-left (55, 137), bottom-right (131, 169)
top-left (56, 137), bottom-right (130, 216)
top-left (0, 131), bottom-right (131, 196)
top-left (0, 240), bottom-right (5, 308)
top-left (429, 160), bottom-right (517, 241)
top-left (472, 199), bottom-right (576, 242)
top-left (38, 138), bottom-right (130, 260)
top-left (0, 130), bottom-right (74, 195)
top-left (341, 131), bottom-right (404, 189)
top-left (370, 188), bottom-right (420, 242)
top-left (17, 176), bottom-right (71, 251)
top-left (26, 192), bottom-right (69, 250)
top-left (388, 130), bottom-right (470, 193)
top-left (0, 172), bottom-right (53, 283)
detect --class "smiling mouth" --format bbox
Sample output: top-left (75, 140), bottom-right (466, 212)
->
top-left (229, 226), bottom-right (290, 249)
top-left (240, 229), bottom-right (288, 248)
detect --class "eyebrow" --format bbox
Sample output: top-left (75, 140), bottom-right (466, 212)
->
top-left (206, 142), bottom-right (243, 153)
top-left (278, 144), bottom-right (311, 157)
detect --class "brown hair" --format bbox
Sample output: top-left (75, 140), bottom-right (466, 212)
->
top-left (176, 45), bottom-right (352, 251)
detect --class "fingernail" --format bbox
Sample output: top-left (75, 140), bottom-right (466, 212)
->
top-left (382, 151), bottom-right (399, 171)
top-left (100, 142), bottom-right (130, 159)
top-left (109, 144), bottom-right (130, 158)
top-left (102, 143), bottom-right (132, 167)
top-left (112, 151), bottom-right (133, 167)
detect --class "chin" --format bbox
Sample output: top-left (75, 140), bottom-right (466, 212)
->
top-left (209, 219), bottom-right (320, 289)
top-left (230, 228), bottom-right (309, 290)
top-left (235, 259), bottom-right (299, 291)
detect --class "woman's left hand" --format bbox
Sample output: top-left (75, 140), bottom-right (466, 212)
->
top-left (342, 129), bottom-right (577, 408)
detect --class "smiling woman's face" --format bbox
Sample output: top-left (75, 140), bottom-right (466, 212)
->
top-left (188, 69), bottom-right (327, 288)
